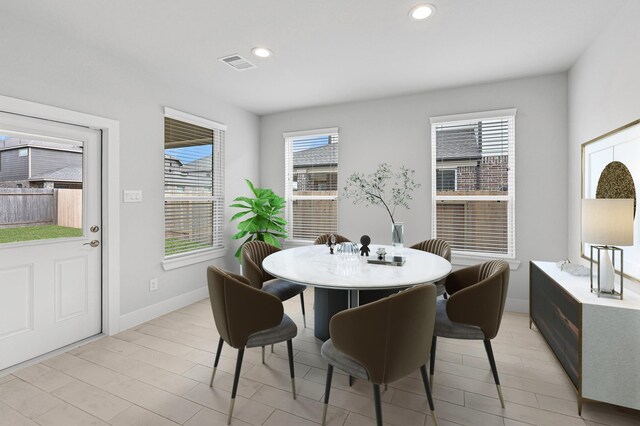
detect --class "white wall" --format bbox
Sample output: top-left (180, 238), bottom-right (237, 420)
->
top-left (260, 74), bottom-right (569, 312)
top-left (0, 18), bottom-right (259, 320)
top-left (568, 1), bottom-right (640, 265)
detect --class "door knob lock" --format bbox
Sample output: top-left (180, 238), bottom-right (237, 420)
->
top-left (90, 225), bottom-right (100, 233)
top-left (83, 240), bottom-right (100, 248)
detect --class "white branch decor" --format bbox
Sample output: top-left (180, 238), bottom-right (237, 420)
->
top-left (343, 163), bottom-right (421, 232)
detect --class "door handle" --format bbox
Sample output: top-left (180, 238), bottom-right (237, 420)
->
top-left (83, 240), bottom-right (100, 248)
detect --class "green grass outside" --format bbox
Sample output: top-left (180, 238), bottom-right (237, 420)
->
top-left (0, 225), bottom-right (83, 244)
top-left (165, 238), bottom-right (212, 256)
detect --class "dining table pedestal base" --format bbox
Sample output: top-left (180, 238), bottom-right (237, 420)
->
top-left (313, 288), bottom-right (348, 341)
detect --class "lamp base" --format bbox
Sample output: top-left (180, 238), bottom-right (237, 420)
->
top-left (590, 245), bottom-right (624, 299)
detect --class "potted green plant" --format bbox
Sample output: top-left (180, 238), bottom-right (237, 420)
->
top-left (230, 179), bottom-right (288, 262)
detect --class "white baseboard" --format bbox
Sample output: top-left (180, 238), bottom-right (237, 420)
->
top-left (505, 297), bottom-right (528, 314)
top-left (118, 287), bottom-right (209, 332)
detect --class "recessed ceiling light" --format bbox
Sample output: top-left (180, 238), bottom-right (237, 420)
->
top-left (409, 4), bottom-right (436, 20)
top-left (252, 47), bottom-right (272, 58)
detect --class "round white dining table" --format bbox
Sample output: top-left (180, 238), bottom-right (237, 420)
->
top-left (263, 244), bottom-right (451, 341)
top-left (263, 243), bottom-right (451, 293)
top-left (264, 242), bottom-right (451, 314)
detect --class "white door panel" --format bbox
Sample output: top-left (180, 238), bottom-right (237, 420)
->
top-left (0, 112), bottom-right (101, 370)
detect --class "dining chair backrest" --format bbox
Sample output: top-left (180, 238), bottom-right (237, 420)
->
top-left (329, 284), bottom-right (436, 384)
top-left (445, 260), bottom-right (509, 339)
top-left (242, 240), bottom-right (280, 289)
top-left (207, 266), bottom-right (283, 348)
top-left (314, 234), bottom-right (351, 245)
top-left (410, 239), bottom-right (451, 262)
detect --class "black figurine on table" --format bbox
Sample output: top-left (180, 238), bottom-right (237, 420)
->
top-left (327, 234), bottom-right (336, 254)
top-left (360, 235), bottom-right (371, 256)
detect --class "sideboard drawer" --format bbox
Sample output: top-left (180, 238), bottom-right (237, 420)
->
top-left (530, 262), bottom-right (581, 389)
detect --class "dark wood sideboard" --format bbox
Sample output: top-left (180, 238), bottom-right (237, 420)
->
top-left (530, 261), bottom-right (640, 414)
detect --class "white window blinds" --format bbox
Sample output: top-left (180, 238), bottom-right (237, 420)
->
top-left (164, 110), bottom-right (225, 257)
top-left (284, 128), bottom-right (339, 241)
top-left (431, 109), bottom-right (516, 258)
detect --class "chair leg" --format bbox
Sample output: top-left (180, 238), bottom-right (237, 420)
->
top-left (420, 365), bottom-right (438, 426)
top-left (210, 337), bottom-right (224, 387)
top-left (430, 335), bottom-right (437, 388)
top-left (373, 384), bottom-right (383, 426)
top-left (443, 292), bottom-right (448, 300)
top-left (228, 348), bottom-right (245, 425)
top-left (300, 292), bottom-right (306, 328)
top-left (262, 346), bottom-right (265, 364)
top-left (286, 339), bottom-right (296, 399)
top-left (322, 364), bottom-right (334, 426)
top-left (483, 339), bottom-right (505, 408)
top-left (271, 344), bottom-right (274, 353)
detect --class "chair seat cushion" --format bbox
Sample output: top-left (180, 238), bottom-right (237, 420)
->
top-left (320, 339), bottom-right (369, 380)
top-left (263, 279), bottom-right (306, 301)
top-left (246, 314), bottom-right (297, 348)
top-left (434, 298), bottom-right (485, 340)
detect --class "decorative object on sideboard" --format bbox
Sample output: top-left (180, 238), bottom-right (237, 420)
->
top-left (555, 259), bottom-right (590, 276)
top-left (343, 163), bottom-right (420, 252)
top-left (582, 198), bottom-right (634, 298)
top-left (359, 235), bottom-right (371, 256)
top-left (376, 247), bottom-right (386, 260)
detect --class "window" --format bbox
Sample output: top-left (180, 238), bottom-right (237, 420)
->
top-left (18, 148), bottom-right (28, 157)
top-left (436, 169), bottom-right (456, 192)
top-left (431, 109), bottom-right (516, 258)
top-left (284, 128), bottom-right (339, 241)
top-left (164, 108), bottom-right (225, 257)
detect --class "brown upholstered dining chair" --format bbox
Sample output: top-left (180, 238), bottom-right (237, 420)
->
top-left (314, 233), bottom-right (352, 245)
top-left (242, 240), bottom-right (307, 328)
top-left (430, 260), bottom-right (510, 408)
top-left (321, 284), bottom-right (439, 426)
top-left (207, 266), bottom-right (297, 425)
top-left (410, 239), bottom-right (451, 298)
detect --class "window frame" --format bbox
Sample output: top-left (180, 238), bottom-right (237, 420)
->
top-left (161, 107), bottom-right (227, 270)
top-left (430, 108), bottom-right (517, 260)
top-left (283, 127), bottom-right (339, 243)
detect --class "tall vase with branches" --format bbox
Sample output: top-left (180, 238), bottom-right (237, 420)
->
top-left (343, 163), bottom-right (420, 243)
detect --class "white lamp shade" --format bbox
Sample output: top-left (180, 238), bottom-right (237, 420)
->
top-left (582, 198), bottom-right (634, 246)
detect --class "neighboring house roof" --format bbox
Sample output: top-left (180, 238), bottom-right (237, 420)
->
top-left (164, 154), bottom-right (184, 167)
top-left (0, 138), bottom-right (82, 153)
top-left (293, 143), bottom-right (338, 168)
top-left (436, 128), bottom-right (481, 161)
top-left (182, 155), bottom-right (212, 172)
top-left (29, 166), bottom-right (82, 182)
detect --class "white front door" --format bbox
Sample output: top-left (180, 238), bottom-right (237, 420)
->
top-left (0, 112), bottom-right (102, 370)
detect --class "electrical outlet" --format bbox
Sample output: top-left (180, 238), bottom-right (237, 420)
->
top-left (149, 278), bottom-right (158, 292)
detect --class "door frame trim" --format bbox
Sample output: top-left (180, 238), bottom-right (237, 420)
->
top-left (0, 94), bottom-right (121, 335)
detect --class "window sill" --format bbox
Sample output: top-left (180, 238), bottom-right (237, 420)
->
top-left (162, 247), bottom-right (227, 271)
top-left (451, 253), bottom-right (521, 271)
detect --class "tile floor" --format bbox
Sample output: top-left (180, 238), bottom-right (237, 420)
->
top-left (1, 288), bottom-right (640, 425)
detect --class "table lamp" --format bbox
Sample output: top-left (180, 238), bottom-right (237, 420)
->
top-left (582, 198), bottom-right (634, 298)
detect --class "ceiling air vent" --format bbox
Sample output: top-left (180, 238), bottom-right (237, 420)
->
top-left (219, 54), bottom-right (256, 71)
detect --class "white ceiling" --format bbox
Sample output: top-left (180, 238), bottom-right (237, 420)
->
top-left (1, 0), bottom-right (627, 115)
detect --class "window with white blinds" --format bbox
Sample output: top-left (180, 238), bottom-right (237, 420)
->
top-left (164, 108), bottom-right (225, 257)
top-left (431, 109), bottom-right (516, 258)
top-left (284, 128), bottom-right (339, 241)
